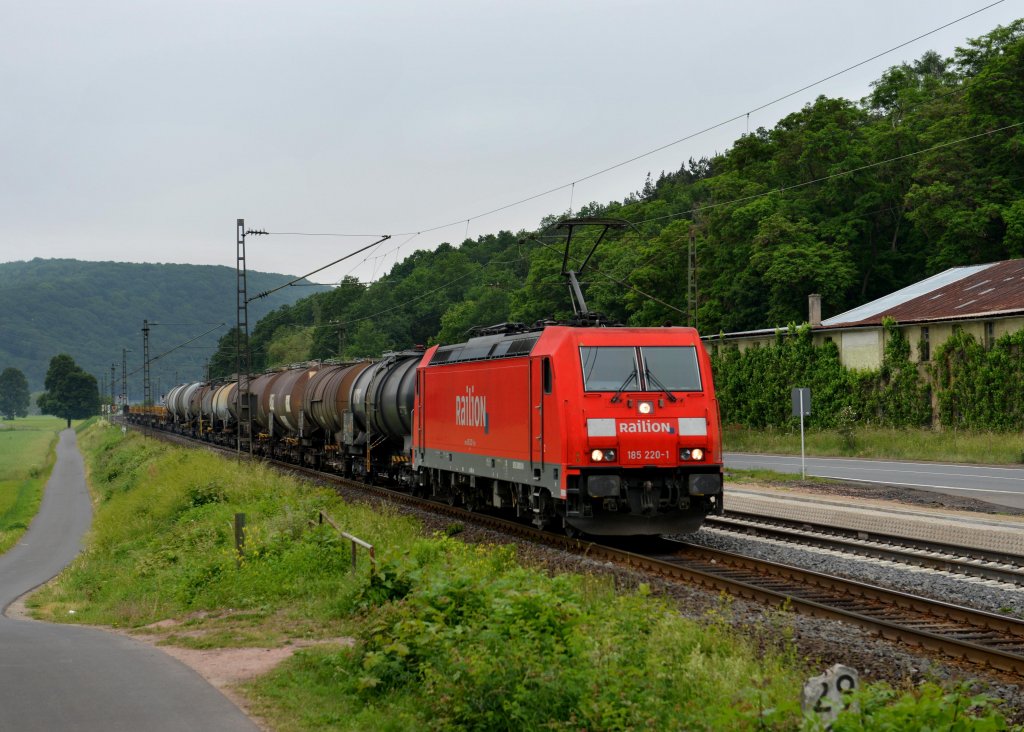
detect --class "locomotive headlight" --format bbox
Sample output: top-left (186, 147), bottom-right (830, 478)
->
top-left (591, 449), bottom-right (604, 462)
top-left (692, 448), bottom-right (704, 461)
top-left (591, 448), bottom-right (617, 462)
top-left (638, 401), bottom-right (654, 415)
top-left (680, 449), bottom-right (692, 461)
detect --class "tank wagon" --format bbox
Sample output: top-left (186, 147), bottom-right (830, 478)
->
top-left (134, 324), bottom-right (723, 537)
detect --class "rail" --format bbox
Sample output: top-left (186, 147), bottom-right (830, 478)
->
top-left (130, 419), bottom-right (1024, 674)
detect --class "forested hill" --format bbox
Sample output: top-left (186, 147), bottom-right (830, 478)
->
top-left (209, 20), bottom-right (1024, 376)
top-left (0, 259), bottom-right (326, 392)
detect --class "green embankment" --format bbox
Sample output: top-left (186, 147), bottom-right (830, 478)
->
top-left (724, 426), bottom-right (1024, 465)
top-left (30, 423), bottom-right (1018, 730)
top-left (0, 415), bottom-right (65, 554)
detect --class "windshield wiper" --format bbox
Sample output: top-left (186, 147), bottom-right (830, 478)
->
top-left (609, 369), bottom-right (637, 403)
top-left (644, 368), bottom-right (678, 402)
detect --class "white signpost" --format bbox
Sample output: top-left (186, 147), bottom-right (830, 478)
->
top-left (791, 388), bottom-right (811, 479)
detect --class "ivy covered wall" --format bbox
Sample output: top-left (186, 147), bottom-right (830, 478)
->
top-left (710, 320), bottom-right (1023, 431)
top-left (930, 328), bottom-right (1024, 430)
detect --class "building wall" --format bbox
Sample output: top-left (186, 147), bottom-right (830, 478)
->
top-left (709, 315), bottom-right (1024, 371)
top-left (837, 329), bottom-right (882, 370)
top-left (909, 317), bottom-right (1024, 364)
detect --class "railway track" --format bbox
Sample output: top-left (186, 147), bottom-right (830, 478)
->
top-left (131, 420), bottom-right (1024, 675)
top-left (704, 511), bottom-right (1024, 587)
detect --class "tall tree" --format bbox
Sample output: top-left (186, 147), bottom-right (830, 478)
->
top-left (37, 354), bottom-right (99, 428)
top-left (0, 367), bottom-right (30, 419)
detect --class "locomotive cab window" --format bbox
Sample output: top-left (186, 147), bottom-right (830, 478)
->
top-left (580, 346), bottom-right (701, 392)
top-left (542, 357), bottom-right (553, 394)
top-left (580, 347), bottom-right (638, 392)
top-left (640, 346), bottom-right (701, 392)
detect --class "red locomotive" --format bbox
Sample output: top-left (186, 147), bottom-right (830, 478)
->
top-left (413, 324), bottom-right (723, 535)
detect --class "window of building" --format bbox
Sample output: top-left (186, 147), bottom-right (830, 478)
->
top-left (919, 327), bottom-right (930, 362)
top-left (985, 321), bottom-right (995, 349)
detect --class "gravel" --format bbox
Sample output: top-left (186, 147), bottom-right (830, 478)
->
top-left (149, 425), bottom-right (1024, 717)
top-left (403, 478), bottom-right (1024, 722)
top-left (684, 527), bottom-right (1024, 618)
top-left (298, 460), bottom-right (1024, 720)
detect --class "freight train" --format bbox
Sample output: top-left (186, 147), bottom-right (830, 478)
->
top-left (131, 322), bottom-right (724, 536)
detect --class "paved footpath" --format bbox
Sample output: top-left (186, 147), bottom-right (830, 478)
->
top-left (0, 429), bottom-right (258, 732)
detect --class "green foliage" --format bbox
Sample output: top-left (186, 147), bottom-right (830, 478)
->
top-left (829, 681), bottom-right (1015, 731)
top-left (930, 327), bottom-right (1024, 430)
top-left (198, 22), bottom-right (1024, 371)
top-left (0, 259), bottom-right (325, 391)
top-left (712, 325), bottom-right (863, 430)
top-left (0, 417), bottom-right (62, 554)
top-left (723, 425), bottom-right (1024, 465)
top-left (32, 422), bottom-right (1016, 730)
top-left (265, 326), bottom-right (313, 367)
top-left (835, 405), bottom-right (858, 451)
top-left (0, 367), bottom-right (30, 419)
top-left (37, 354), bottom-right (100, 423)
top-left (711, 321), bottom-right (936, 431)
top-left (185, 480), bottom-right (227, 508)
top-left (31, 422), bottom-right (420, 630)
top-left (272, 538), bottom-right (807, 730)
top-left (866, 318), bottom-right (932, 427)
top-left (750, 213), bottom-right (857, 326)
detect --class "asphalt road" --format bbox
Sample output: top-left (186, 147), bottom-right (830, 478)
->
top-left (725, 452), bottom-right (1024, 510)
top-left (0, 429), bottom-right (258, 732)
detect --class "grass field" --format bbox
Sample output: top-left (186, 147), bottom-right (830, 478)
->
top-left (28, 422), bottom-right (1018, 730)
top-left (0, 416), bottom-right (65, 554)
top-left (724, 426), bottom-right (1024, 465)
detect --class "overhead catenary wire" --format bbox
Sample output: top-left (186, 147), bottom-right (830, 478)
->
top-left (147, 322), bottom-right (225, 326)
top-left (630, 119), bottom-right (1024, 230)
top-left (241, 3), bottom-right (1004, 244)
top-left (385, 1), bottom-right (1009, 237)
top-left (249, 235), bottom-right (392, 301)
top-left (127, 323), bottom-right (226, 377)
top-left (535, 236), bottom-right (687, 317)
top-left (568, 120), bottom-right (1024, 281)
top-left (241, 257), bottom-right (524, 340)
top-left (236, 119), bottom-right (1021, 345)
top-left (225, 4), bottom-right (1012, 350)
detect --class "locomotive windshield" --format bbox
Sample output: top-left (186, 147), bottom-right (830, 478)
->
top-left (640, 346), bottom-right (702, 391)
top-left (580, 346), bottom-right (701, 392)
top-left (580, 347), bottom-right (637, 391)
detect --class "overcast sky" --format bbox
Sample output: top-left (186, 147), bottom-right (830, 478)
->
top-left (1, 1), bottom-right (1020, 285)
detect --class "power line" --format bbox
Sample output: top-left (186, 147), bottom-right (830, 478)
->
top-left (515, 119), bottom-right (1024, 319)
top-left (632, 120), bottom-right (1024, 229)
top-left (223, 5), bottom-right (1011, 350)
top-left (127, 323), bottom-right (226, 377)
top-left (534, 237), bottom-right (686, 317)
top-left (233, 120), bottom-right (1022, 349)
top-left (250, 235), bottom-right (391, 301)
top-left (240, 4), bottom-right (1004, 244)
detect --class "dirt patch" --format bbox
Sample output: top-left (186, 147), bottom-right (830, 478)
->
top-left (129, 629), bottom-right (354, 731)
top-left (147, 637), bottom-right (353, 686)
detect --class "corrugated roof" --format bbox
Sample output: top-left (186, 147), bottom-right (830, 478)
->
top-left (822, 259), bottom-right (1024, 328)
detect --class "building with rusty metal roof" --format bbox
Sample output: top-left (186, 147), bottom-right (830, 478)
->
top-left (706, 259), bottom-right (1024, 370)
